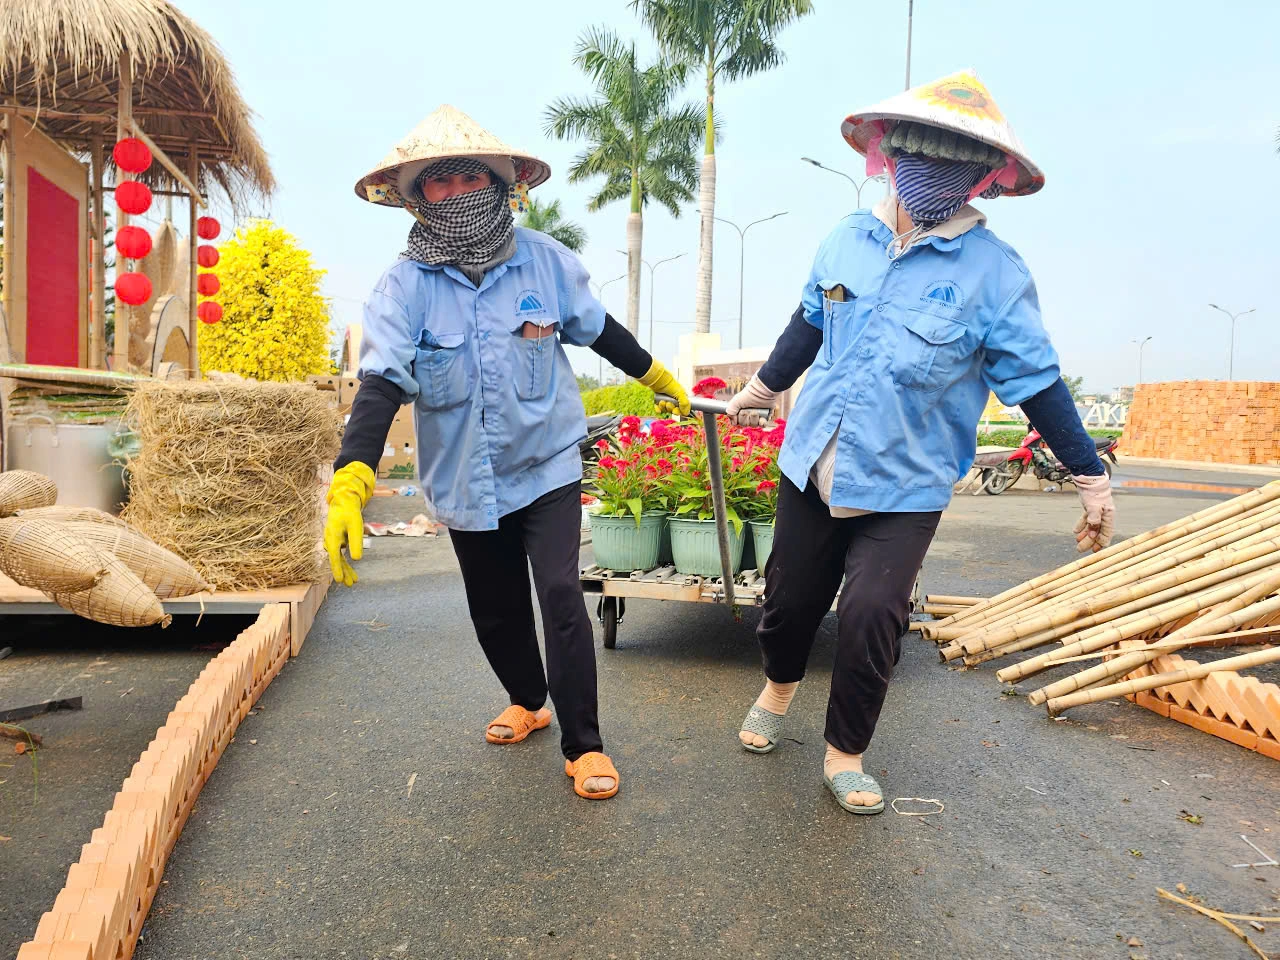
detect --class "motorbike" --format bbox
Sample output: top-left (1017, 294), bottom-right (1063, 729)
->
top-left (984, 430), bottom-right (1118, 495)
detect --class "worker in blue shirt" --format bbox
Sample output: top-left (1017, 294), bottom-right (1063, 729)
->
top-left (725, 70), bottom-right (1116, 815)
top-left (324, 106), bottom-right (689, 801)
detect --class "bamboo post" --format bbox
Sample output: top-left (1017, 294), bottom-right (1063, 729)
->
top-left (924, 595), bottom-right (982, 607)
top-left (957, 537), bottom-right (1280, 657)
top-left (1034, 626), bottom-right (1280, 667)
top-left (936, 502), bottom-right (1280, 643)
top-left (113, 51), bottom-right (132, 372)
top-left (88, 137), bottom-right (107, 369)
top-left (1045, 643), bottom-right (1280, 716)
top-left (990, 564), bottom-right (1280, 680)
top-left (924, 485), bottom-right (1280, 639)
top-left (186, 146), bottom-right (200, 378)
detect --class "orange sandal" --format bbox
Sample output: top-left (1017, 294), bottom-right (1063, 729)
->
top-left (564, 751), bottom-right (620, 800)
top-left (485, 705), bottom-right (552, 744)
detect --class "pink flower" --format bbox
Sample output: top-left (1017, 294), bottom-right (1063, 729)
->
top-left (753, 462), bottom-right (767, 475)
top-left (731, 456), bottom-right (744, 470)
top-left (692, 376), bottom-right (727, 399)
top-left (594, 439), bottom-right (609, 451)
top-left (619, 415), bottom-right (641, 434)
top-left (597, 456), bottom-right (617, 471)
top-left (756, 480), bottom-right (778, 493)
top-left (656, 458), bottom-right (674, 474)
top-left (644, 465), bottom-right (658, 479)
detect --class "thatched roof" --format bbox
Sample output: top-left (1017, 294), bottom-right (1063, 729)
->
top-left (0, 0), bottom-right (273, 205)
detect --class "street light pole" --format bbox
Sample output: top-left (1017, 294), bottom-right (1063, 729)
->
top-left (905, 0), bottom-right (914, 90)
top-left (800, 158), bottom-right (887, 206)
top-left (1132, 336), bottom-right (1152, 385)
top-left (618, 251), bottom-right (685, 355)
top-left (712, 212), bottom-right (787, 348)
top-left (596, 273), bottom-right (626, 384)
top-left (1208, 304), bottom-right (1256, 380)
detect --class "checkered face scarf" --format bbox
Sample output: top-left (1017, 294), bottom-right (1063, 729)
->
top-left (893, 153), bottom-right (1005, 229)
top-left (403, 158), bottom-right (514, 266)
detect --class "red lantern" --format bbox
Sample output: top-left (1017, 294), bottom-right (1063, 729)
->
top-left (115, 180), bottom-right (152, 215)
top-left (197, 273), bottom-right (220, 297)
top-left (196, 216), bottom-right (221, 240)
top-left (115, 272), bottom-right (153, 306)
top-left (197, 244), bottom-right (220, 268)
top-left (115, 225), bottom-right (153, 260)
top-left (198, 301), bottom-right (223, 324)
top-left (112, 137), bottom-right (152, 174)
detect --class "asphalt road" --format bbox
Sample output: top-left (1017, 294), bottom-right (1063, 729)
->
top-left (4, 466), bottom-right (1280, 960)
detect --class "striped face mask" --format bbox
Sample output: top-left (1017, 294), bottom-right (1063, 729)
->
top-left (891, 153), bottom-right (1003, 228)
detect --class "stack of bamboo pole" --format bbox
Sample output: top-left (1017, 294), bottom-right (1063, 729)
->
top-left (919, 484), bottom-right (1280, 719)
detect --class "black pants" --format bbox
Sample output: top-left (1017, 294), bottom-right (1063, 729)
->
top-left (756, 476), bottom-right (940, 755)
top-left (448, 481), bottom-right (602, 761)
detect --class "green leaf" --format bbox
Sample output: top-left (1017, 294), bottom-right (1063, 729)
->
top-left (626, 498), bottom-right (644, 525)
top-left (725, 504), bottom-right (743, 536)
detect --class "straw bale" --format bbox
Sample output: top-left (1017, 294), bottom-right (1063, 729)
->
top-left (121, 380), bottom-right (340, 590)
top-left (0, 469), bottom-right (57, 515)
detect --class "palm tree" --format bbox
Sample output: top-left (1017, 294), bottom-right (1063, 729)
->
top-left (545, 26), bottom-right (703, 337)
top-left (632, 0), bottom-right (813, 334)
top-left (518, 197), bottom-right (588, 253)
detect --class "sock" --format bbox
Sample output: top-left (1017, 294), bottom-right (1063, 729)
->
top-left (755, 679), bottom-right (799, 715)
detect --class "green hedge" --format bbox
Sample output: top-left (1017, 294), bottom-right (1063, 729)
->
top-left (581, 381), bottom-right (655, 417)
top-left (977, 427), bottom-right (1122, 448)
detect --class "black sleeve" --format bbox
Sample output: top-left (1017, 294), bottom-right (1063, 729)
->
top-left (1019, 377), bottom-right (1106, 477)
top-left (334, 374), bottom-right (402, 472)
top-left (588, 314), bottom-right (653, 380)
top-left (756, 304), bottom-right (822, 393)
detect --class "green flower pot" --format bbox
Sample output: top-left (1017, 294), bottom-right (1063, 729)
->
top-left (590, 511), bottom-right (666, 572)
top-left (749, 519), bottom-right (775, 572)
top-left (668, 517), bottom-right (745, 578)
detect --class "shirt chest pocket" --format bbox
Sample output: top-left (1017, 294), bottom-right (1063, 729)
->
top-left (890, 310), bottom-right (969, 393)
top-left (510, 321), bottom-right (560, 401)
top-left (413, 329), bottom-right (469, 411)
top-left (820, 284), bottom-right (859, 365)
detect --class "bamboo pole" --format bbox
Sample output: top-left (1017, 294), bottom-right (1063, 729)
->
top-left (957, 538), bottom-right (1280, 656)
top-left (924, 595), bottom-right (982, 607)
top-left (129, 121), bottom-right (205, 207)
top-left (936, 502), bottom-right (1280, 643)
top-left (112, 51), bottom-right (132, 372)
top-left (1045, 643), bottom-right (1280, 716)
top-left (922, 603), bottom-right (970, 617)
top-left (989, 564), bottom-right (1280, 679)
top-left (1030, 627), bottom-right (1280, 668)
top-left (88, 137), bottom-right (106, 369)
top-left (924, 486), bottom-right (1280, 639)
top-left (187, 146), bottom-right (200, 378)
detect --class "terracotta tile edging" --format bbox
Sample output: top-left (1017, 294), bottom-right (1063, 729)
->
top-left (17, 603), bottom-right (294, 960)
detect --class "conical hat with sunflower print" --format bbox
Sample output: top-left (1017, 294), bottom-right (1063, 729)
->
top-left (354, 104), bottom-right (551, 210)
top-left (841, 69), bottom-right (1044, 197)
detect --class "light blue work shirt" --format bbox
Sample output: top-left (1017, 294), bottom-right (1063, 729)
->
top-left (780, 210), bottom-right (1061, 513)
top-left (358, 227), bottom-right (605, 531)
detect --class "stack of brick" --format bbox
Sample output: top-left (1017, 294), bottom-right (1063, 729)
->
top-left (17, 604), bottom-right (292, 960)
top-left (1122, 380), bottom-right (1280, 465)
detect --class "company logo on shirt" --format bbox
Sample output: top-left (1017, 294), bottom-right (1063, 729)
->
top-left (515, 289), bottom-right (549, 318)
top-left (920, 280), bottom-right (964, 310)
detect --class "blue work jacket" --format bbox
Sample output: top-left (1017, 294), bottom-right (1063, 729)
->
top-left (780, 210), bottom-right (1061, 513)
top-left (358, 228), bottom-right (605, 531)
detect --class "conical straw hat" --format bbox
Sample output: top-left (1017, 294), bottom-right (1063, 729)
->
top-left (354, 105), bottom-right (551, 209)
top-left (841, 69), bottom-right (1044, 197)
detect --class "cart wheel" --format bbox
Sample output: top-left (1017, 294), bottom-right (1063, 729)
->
top-left (985, 460), bottom-right (1023, 495)
top-left (601, 596), bottom-right (618, 649)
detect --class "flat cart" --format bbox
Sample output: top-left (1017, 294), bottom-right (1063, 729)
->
top-left (581, 396), bottom-right (921, 648)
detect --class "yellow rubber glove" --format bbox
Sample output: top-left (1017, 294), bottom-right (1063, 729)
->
top-left (324, 462), bottom-right (376, 587)
top-left (636, 359), bottom-right (690, 416)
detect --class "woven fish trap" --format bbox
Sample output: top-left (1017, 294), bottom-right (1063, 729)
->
top-left (0, 470), bottom-right (58, 516)
top-left (14, 505), bottom-right (130, 528)
top-left (48, 550), bottom-right (170, 628)
top-left (0, 516), bottom-right (108, 592)
top-left (121, 380), bottom-right (340, 590)
top-left (61, 520), bottom-right (212, 599)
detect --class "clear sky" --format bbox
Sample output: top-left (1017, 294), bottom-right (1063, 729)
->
top-left (177, 0), bottom-right (1279, 393)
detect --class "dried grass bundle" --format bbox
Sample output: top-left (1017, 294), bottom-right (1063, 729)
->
top-left (0, 470), bottom-right (57, 516)
top-left (122, 380), bottom-right (340, 590)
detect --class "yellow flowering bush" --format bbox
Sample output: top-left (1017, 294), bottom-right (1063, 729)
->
top-left (198, 219), bottom-right (331, 382)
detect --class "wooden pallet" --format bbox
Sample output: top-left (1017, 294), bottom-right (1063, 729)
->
top-left (1124, 648), bottom-right (1280, 761)
top-left (0, 573), bottom-right (330, 656)
top-left (580, 563), bottom-right (769, 605)
top-left (16, 603), bottom-right (295, 960)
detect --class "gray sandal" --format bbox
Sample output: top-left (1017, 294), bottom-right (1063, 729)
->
top-left (739, 704), bottom-right (785, 754)
top-left (824, 770), bottom-right (886, 815)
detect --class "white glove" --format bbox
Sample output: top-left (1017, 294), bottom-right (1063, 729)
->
top-left (1073, 472), bottom-right (1116, 553)
top-left (725, 375), bottom-right (778, 427)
